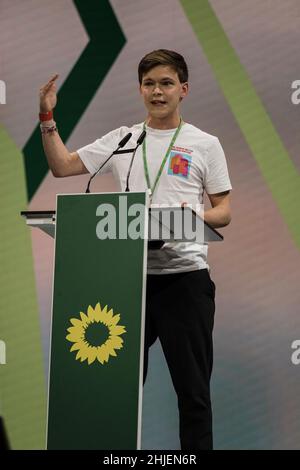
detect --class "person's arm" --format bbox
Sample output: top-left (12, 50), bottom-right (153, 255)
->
top-left (204, 190), bottom-right (231, 228)
top-left (39, 74), bottom-right (88, 177)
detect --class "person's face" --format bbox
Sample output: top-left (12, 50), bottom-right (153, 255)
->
top-left (139, 65), bottom-right (188, 121)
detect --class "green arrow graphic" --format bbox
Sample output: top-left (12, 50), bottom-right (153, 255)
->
top-left (181, 0), bottom-right (300, 250)
top-left (23, 0), bottom-right (126, 201)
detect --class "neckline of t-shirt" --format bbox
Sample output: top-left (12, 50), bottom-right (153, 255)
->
top-left (144, 122), bottom-right (187, 135)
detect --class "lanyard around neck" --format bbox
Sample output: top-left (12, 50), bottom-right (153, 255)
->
top-left (142, 118), bottom-right (183, 199)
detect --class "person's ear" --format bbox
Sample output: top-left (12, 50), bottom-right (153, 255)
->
top-left (181, 82), bottom-right (189, 100)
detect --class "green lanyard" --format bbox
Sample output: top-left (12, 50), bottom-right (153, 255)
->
top-left (142, 118), bottom-right (184, 200)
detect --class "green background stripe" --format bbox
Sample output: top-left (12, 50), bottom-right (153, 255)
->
top-left (23, 0), bottom-right (126, 201)
top-left (0, 126), bottom-right (46, 449)
top-left (181, 0), bottom-right (300, 249)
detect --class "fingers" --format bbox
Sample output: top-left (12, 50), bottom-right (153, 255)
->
top-left (49, 73), bottom-right (59, 83)
top-left (40, 74), bottom-right (59, 90)
top-left (45, 74), bottom-right (59, 89)
top-left (40, 75), bottom-right (59, 96)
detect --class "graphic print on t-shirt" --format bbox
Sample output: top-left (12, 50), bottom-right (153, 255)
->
top-left (168, 151), bottom-right (192, 178)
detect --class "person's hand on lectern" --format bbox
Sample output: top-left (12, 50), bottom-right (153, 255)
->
top-left (39, 74), bottom-right (59, 113)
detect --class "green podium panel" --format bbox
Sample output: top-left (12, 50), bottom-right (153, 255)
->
top-left (47, 192), bottom-right (148, 450)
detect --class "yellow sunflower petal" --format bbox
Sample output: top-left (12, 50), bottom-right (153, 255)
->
top-left (87, 304), bottom-right (96, 321)
top-left (109, 325), bottom-right (126, 336)
top-left (67, 326), bottom-right (78, 334)
top-left (101, 304), bottom-right (108, 315)
top-left (104, 339), bottom-right (117, 357)
top-left (70, 342), bottom-right (81, 352)
top-left (103, 349), bottom-right (110, 363)
top-left (87, 347), bottom-right (98, 365)
top-left (66, 332), bottom-right (83, 343)
top-left (75, 349), bottom-right (83, 360)
top-left (70, 318), bottom-right (82, 327)
top-left (109, 313), bottom-right (120, 326)
top-left (104, 308), bottom-right (115, 324)
top-left (97, 345), bottom-right (109, 364)
top-left (67, 324), bottom-right (85, 336)
top-left (103, 307), bottom-right (111, 319)
top-left (97, 305), bottom-right (108, 324)
top-left (93, 302), bottom-right (102, 321)
top-left (80, 312), bottom-right (89, 325)
top-left (109, 335), bottom-right (124, 349)
top-left (75, 342), bottom-right (89, 359)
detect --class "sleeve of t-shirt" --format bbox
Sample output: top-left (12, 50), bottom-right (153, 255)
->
top-left (76, 126), bottom-right (129, 174)
top-left (203, 137), bottom-right (232, 194)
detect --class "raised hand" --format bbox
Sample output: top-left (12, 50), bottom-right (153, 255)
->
top-left (39, 74), bottom-right (59, 113)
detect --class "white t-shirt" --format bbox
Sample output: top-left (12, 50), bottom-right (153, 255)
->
top-left (77, 122), bottom-right (232, 274)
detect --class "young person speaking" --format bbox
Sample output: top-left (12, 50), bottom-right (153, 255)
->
top-left (39, 49), bottom-right (232, 450)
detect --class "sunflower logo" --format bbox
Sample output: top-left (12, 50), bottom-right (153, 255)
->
top-left (66, 302), bottom-right (126, 365)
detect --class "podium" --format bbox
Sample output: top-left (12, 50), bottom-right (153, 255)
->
top-left (21, 192), bottom-right (223, 450)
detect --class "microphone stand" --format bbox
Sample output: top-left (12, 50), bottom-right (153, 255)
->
top-left (85, 133), bottom-right (132, 193)
top-left (85, 148), bottom-right (121, 193)
top-left (125, 146), bottom-right (139, 192)
top-left (125, 130), bottom-right (146, 192)
top-left (85, 130), bottom-right (146, 194)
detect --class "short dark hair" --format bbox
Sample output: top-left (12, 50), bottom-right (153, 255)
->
top-left (138, 49), bottom-right (188, 84)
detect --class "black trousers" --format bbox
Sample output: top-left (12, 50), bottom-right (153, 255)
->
top-left (143, 269), bottom-right (216, 450)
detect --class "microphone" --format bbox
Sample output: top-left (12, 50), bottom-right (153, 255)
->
top-left (85, 132), bottom-right (132, 193)
top-left (137, 130), bottom-right (147, 146)
top-left (125, 130), bottom-right (146, 192)
top-left (118, 132), bottom-right (132, 148)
